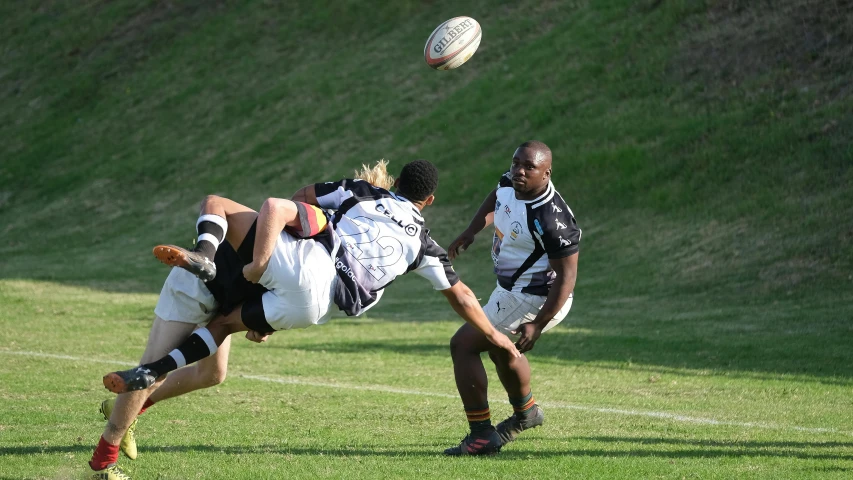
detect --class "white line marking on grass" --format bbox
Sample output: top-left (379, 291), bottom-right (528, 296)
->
top-left (2, 349), bottom-right (850, 437)
top-left (0, 349), bottom-right (136, 366)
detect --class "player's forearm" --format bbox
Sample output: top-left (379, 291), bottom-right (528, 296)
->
top-left (447, 284), bottom-right (498, 337)
top-left (463, 189), bottom-right (497, 235)
top-left (532, 271), bottom-right (575, 327)
top-left (254, 198), bottom-right (296, 267)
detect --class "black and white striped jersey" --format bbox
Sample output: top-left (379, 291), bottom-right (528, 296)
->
top-left (314, 179), bottom-right (459, 317)
top-left (491, 172), bottom-right (581, 296)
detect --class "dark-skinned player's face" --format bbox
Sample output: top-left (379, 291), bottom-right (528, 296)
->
top-left (510, 147), bottom-right (551, 195)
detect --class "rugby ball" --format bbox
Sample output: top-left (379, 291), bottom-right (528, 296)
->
top-left (424, 17), bottom-right (482, 70)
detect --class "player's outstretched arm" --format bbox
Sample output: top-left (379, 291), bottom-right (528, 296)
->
top-left (448, 189), bottom-right (497, 260)
top-left (441, 281), bottom-right (520, 358)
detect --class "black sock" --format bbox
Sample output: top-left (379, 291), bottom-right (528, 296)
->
top-left (464, 404), bottom-right (492, 433)
top-left (141, 328), bottom-right (218, 376)
top-left (193, 214), bottom-right (227, 261)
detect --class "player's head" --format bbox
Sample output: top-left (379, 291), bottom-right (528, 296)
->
top-left (510, 140), bottom-right (552, 196)
top-left (395, 159), bottom-right (439, 207)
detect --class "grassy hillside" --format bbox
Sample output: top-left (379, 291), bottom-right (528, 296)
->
top-left (2, 0), bottom-right (850, 292)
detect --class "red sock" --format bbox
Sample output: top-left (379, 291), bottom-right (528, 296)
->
top-left (139, 398), bottom-right (155, 414)
top-left (89, 435), bottom-right (119, 471)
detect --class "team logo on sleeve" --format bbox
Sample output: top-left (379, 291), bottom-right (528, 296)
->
top-left (555, 219), bottom-right (568, 230)
top-left (558, 236), bottom-right (572, 247)
top-left (551, 203), bottom-right (562, 212)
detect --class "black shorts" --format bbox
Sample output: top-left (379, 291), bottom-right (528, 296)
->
top-left (203, 220), bottom-right (276, 334)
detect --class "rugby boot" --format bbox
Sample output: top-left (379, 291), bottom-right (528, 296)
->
top-left (495, 404), bottom-right (545, 444)
top-left (152, 244), bottom-right (216, 282)
top-left (443, 427), bottom-right (502, 456)
top-left (103, 367), bottom-right (157, 394)
top-left (90, 464), bottom-right (132, 480)
top-left (99, 399), bottom-right (138, 460)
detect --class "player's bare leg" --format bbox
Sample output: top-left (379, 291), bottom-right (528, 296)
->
top-left (103, 307), bottom-right (252, 394)
top-left (90, 317), bottom-right (196, 474)
top-left (489, 337), bottom-right (544, 444)
top-left (488, 347), bottom-right (531, 399)
top-left (445, 323), bottom-right (502, 456)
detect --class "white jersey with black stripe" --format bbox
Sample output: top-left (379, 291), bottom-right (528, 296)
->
top-left (491, 172), bottom-right (581, 295)
top-left (314, 179), bottom-right (459, 316)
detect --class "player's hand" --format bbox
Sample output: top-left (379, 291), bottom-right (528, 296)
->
top-left (513, 323), bottom-right (544, 354)
top-left (448, 230), bottom-right (476, 260)
top-left (242, 261), bottom-right (265, 284)
top-left (245, 330), bottom-right (272, 343)
top-left (486, 330), bottom-right (521, 358)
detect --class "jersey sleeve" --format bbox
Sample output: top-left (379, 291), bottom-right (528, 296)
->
top-left (533, 199), bottom-right (581, 259)
top-left (497, 170), bottom-right (513, 189)
top-left (412, 235), bottom-right (460, 291)
top-left (314, 179), bottom-right (380, 209)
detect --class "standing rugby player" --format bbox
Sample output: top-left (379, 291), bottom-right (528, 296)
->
top-left (443, 141), bottom-right (581, 455)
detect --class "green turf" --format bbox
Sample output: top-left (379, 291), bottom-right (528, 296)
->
top-left (1, 0), bottom-right (852, 478)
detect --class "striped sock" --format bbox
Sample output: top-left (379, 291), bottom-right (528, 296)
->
top-left (509, 391), bottom-right (537, 418)
top-left (141, 328), bottom-right (219, 376)
top-left (465, 404), bottom-right (492, 432)
top-left (194, 214), bottom-right (228, 260)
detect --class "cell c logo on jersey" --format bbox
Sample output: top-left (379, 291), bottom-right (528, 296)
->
top-left (375, 203), bottom-right (418, 236)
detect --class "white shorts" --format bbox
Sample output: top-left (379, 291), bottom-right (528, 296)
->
top-left (257, 231), bottom-right (337, 330)
top-left (483, 286), bottom-right (572, 336)
top-left (154, 267), bottom-right (218, 325)
top-left (154, 232), bottom-right (337, 330)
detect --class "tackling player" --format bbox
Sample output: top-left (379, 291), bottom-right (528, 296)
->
top-left (87, 161), bottom-right (397, 479)
top-left (442, 141), bottom-right (581, 456)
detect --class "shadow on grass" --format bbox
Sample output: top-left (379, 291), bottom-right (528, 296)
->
top-left (3, 437), bottom-right (853, 462)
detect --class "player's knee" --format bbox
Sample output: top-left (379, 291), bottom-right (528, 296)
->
top-left (201, 367), bottom-right (227, 388)
top-left (449, 329), bottom-right (475, 358)
top-left (488, 347), bottom-right (510, 365)
top-left (200, 194), bottom-right (222, 210)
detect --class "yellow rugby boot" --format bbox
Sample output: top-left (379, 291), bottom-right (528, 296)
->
top-left (90, 464), bottom-right (132, 479)
top-left (99, 399), bottom-right (138, 460)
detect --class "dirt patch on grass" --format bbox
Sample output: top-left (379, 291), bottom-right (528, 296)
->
top-left (671, 0), bottom-right (853, 98)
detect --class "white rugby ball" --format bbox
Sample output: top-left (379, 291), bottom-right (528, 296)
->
top-left (424, 16), bottom-right (482, 70)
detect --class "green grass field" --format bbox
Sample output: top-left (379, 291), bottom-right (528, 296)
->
top-left (1, 0), bottom-right (851, 478)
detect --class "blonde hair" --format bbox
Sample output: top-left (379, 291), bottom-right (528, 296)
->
top-left (354, 159), bottom-right (395, 190)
